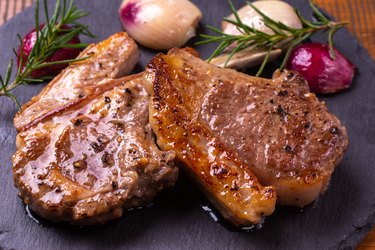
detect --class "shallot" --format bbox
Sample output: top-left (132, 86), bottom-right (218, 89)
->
top-left (17, 24), bottom-right (81, 78)
top-left (286, 43), bottom-right (355, 94)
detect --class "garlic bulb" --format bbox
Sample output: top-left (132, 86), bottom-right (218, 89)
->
top-left (210, 47), bottom-right (282, 70)
top-left (119, 0), bottom-right (202, 50)
top-left (222, 0), bottom-right (302, 37)
top-left (213, 0), bottom-right (303, 70)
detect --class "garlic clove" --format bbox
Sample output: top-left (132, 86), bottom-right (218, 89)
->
top-left (210, 1), bottom-right (301, 70)
top-left (210, 47), bottom-right (282, 70)
top-left (119, 0), bottom-right (202, 50)
top-left (222, 0), bottom-right (302, 37)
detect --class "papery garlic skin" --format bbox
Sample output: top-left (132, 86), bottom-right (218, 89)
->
top-left (210, 47), bottom-right (282, 70)
top-left (222, 1), bottom-right (302, 37)
top-left (119, 0), bottom-right (202, 50)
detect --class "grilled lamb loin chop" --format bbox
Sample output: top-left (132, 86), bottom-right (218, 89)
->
top-left (12, 33), bottom-right (178, 224)
top-left (145, 48), bottom-right (348, 225)
top-left (14, 32), bottom-right (140, 131)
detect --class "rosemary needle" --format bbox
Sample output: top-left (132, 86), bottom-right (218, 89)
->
top-left (197, 0), bottom-right (349, 76)
top-left (0, 0), bottom-right (94, 108)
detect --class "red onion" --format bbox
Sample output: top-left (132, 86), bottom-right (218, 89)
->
top-left (286, 43), bottom-right (355, 94)
top-left (17, 24), bottom-right (81, 78)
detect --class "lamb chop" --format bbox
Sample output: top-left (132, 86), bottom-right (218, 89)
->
top-left (12, 33), bottom-right (178, 224)
top-left (14, 32), bottom-right (140, 131)
top-left (145, 48), bottom-right (349, 226)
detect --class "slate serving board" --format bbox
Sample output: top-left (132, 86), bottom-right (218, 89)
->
top-left (1, 0), bottom-right (375, 249)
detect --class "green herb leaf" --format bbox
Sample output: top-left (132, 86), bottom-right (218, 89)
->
top-left (197, 0), bottom-right (348, 76)
top-left (0, 0), bottom-right (94, 108)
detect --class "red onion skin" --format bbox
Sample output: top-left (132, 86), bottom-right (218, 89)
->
top-left (286, 43), bottom-right (355, 94)
top-left (120, 2), bottom-right (140, 26)
top-left (17, 24), bottom-right (81, 78)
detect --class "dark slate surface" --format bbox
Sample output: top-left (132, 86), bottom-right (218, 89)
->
top-left (1, 0), bottom-right (375, 249)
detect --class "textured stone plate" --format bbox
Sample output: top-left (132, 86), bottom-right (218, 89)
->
top-left (1, 0), bottom-right (374, 249)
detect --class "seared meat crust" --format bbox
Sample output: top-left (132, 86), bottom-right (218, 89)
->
top-left (146, 48), bottom-right (348, 225)
top-left (146, 48), bottom-right (277, 226)
top-left (12, 33), bottom-right (178, 224)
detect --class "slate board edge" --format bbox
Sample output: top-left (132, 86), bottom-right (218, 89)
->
top-left (333, 209), bottom-right (375, 249)
top-left (1, 1), bottom-right (375, 249)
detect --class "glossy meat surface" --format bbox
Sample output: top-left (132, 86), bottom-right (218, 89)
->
top-left (12, 34), bottom-right (177, 224)
top-left (200, 68), bottom-right (349, 207)
top-left (146, 48), bottom-right (277, 226)
top-left (146, 48), bottom-right (348, 224)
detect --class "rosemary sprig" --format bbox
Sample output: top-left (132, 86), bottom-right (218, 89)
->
top-left (197, 0), bottom-right (349, 76)
top-left (0, 0), bottom-right (94, 108)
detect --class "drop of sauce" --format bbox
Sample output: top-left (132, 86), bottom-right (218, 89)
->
top-left (25, 202), bottom-right (154, 227)
top-left (200, 203), bottom-right (264, 232)
top-left (201, 205), bottom-right (219, 222)
top-left (127, 202), bottom-right (154, 212)
top-left (25, 205), bottom-right (40, 225)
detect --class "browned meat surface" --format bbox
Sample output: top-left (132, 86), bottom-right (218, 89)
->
top-left (146, 48), bottom-right (276, 226)
top-left (14, 32), bottom-right (140, 131)
top-left (145, 48), bottom-right (348, 225)
top-left (12, 33), bottom-right (178, 224)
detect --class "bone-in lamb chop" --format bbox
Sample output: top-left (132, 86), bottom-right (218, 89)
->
top-left (145, 48), bottom-right (349, 226)
top-left (12, 33), bottom-right (178, 224)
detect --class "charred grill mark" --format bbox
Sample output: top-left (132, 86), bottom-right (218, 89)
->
top-left (149, 56), bottom-right (168, 106)
top-left (153, 77), bottom-right (163, 104)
